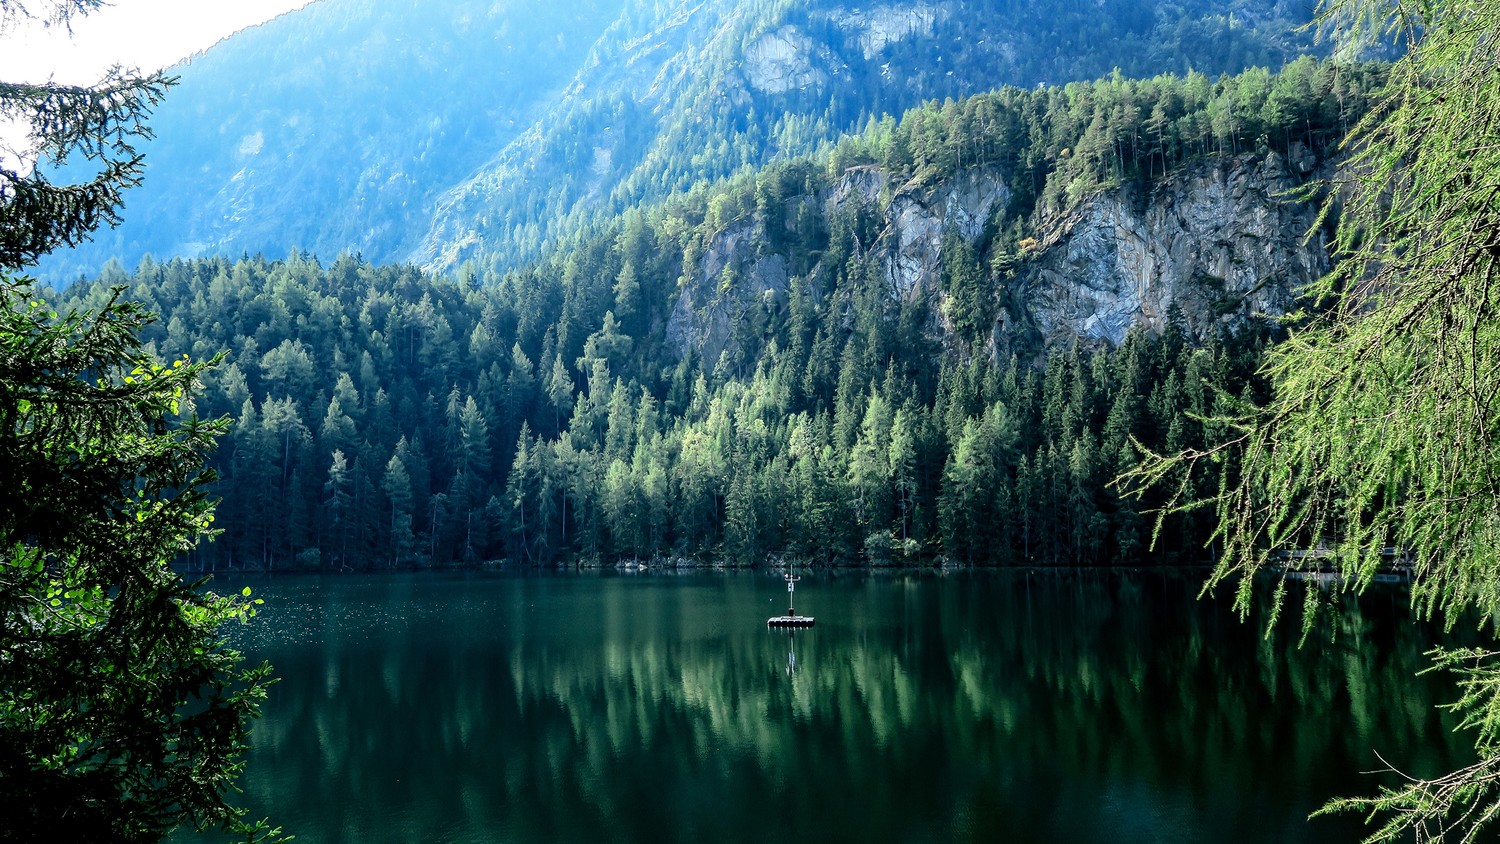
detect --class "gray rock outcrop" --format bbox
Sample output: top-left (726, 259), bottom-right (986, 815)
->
top-left (666, 149), bottom-right (1330, 365)
top-left (743, 26), bottom-right (826, 95)
top-left (1025, 151), bottom-right (1328, 345)
top-left (825, 4), bottom-right (946, 60)
top-left (667, 221), bottom-right (790, 366)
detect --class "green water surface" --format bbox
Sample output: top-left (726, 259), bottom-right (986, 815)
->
top-left (200, 569), bottom-right (1470, 843)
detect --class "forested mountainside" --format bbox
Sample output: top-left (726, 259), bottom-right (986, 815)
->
top-left (56, 61), bottom-right (1379, 570)
top-left (414, 0), bottom-right (1327, 275)
top-left (36, 0), bottom-right (1324, 284)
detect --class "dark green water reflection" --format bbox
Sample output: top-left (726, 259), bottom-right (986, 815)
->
top-left (200, 570), bottom-right (1470, 843)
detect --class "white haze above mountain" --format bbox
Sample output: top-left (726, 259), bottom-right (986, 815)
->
top-left (0, 0), bottom-right (315, 83)
top-left (0, 0), bottom-right (313, 170)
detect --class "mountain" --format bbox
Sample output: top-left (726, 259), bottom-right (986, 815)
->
top-left (38, 0), bottom-right (631, 282)
top-left (36, 0), bottom-right (1324, 284)
top-left (53, 60), bottom-right (1379, 569)
top-left (413, 0), bottom-right (1328, 274)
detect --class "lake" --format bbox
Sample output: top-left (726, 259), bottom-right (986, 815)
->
top-left (194, 569), bottom-right (1470, 843)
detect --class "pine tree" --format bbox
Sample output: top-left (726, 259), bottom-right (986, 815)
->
top-left (0, 20), bottom-right (169, 266)
top-left (324, 449), bottom-right (353, 570)
top-left (382, 442), bottom-right (415, 568)
top-left (889, 409), bottom-right (918, 544)
top-left (939, 420), bottom-right (985, 565)
top-left (545, 353), bottom-right (574, 433)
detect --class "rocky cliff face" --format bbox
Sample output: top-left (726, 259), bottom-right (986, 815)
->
top-left (667, 148), bottom-right (1330, 363)
top-left (872, 166), bottom-right (1011, 300)
top-left (743, 26), bottom-right (832, 94)
top-left (825, 4), bottom-right (945, 61)
top-left (1023, 145), bottom-right (1329, 346)
top-left (740, 4), bottom-right (946, 94)
top-left (666, 221), bottom-right (791, 367)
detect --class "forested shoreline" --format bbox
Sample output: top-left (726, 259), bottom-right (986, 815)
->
top-left (55, 59), bottom-right (1379, 571)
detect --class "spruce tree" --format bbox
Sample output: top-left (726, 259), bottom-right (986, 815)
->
top-left (1, 3), bottom-right (280, 838)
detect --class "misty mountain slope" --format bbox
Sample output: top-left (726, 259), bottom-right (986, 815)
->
top-left (38, 0), bottom-right (1323, 284)
top-left (416, 0), bottom-right (1328, 274)
top-left (39, 0), bottom-right (629, 282)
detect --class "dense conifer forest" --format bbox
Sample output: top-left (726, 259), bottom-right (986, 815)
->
top-left (57, 59), bottom-right (1381, 570)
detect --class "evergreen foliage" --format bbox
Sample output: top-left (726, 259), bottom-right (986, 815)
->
top-left (0, 40), bottom-right (168, 267)
top-left (0, 285), bottom-right (278, 841)
top-left (60, 251), bottom-right (1277, 570)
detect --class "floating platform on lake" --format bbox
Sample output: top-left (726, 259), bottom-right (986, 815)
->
top-left (769, 571), bottom-right (814, 627)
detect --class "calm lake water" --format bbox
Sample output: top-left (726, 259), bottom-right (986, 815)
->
top-left (195, 569), bottom-right (1471, 843)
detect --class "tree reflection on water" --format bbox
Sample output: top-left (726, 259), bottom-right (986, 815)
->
top-left (205, 570), bottom-right (1470, 844)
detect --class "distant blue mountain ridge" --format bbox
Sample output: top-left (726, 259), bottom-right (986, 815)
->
top-left (35, 0), bottom-right (1326, 285)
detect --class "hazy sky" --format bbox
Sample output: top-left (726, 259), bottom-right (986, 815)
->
top-left (0, 0), bottom-right (315, 84)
